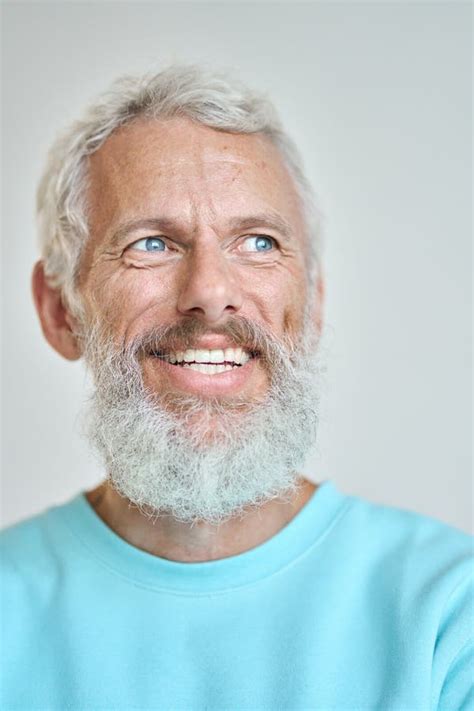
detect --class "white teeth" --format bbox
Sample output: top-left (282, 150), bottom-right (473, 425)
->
top-left (163, 347), bottom-right (253, 365)
top-left (239, 351), bottom-right (250, 365)
top-left (194, 349), bottom-right (209, 363)
top-left (209, 349), bottom-right (225, 363)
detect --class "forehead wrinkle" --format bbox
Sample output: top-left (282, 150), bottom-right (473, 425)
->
top-left (88, 121), bottom-right (302, 252)
top-left (152, 156), bottom-right (249, 167)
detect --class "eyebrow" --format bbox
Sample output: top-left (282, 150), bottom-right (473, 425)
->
top-left (227, 214), bottom-right (293, 241)
top-left (108, 212), bottom-right (294, 248)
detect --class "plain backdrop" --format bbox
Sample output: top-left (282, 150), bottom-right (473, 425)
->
top-left (1, 1), bottom-right (472, 533)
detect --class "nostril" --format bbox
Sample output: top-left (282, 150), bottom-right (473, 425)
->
top-left (176, 265), bottom-right (243, 320)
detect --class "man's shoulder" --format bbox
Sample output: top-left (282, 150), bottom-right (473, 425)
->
top-left (343, 488), bottom-right (472, 561)
top-left (337, 486), bottom-right (473, 602)
top-left (1, 500), bottom-right (61, 545)
top-left (0, 497), bottom-right (76, 587)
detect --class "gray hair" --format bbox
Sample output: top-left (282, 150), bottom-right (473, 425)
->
top-left (36, 65), bottom-right (323, 319)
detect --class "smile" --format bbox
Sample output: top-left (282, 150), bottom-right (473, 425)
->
top-left (147, 346), bottom-right (261, 396)
top-left (151, 348), bottom-right (255, 375)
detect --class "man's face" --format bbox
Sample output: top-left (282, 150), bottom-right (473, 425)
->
top-left (78, 117), bottom-right (312, 405)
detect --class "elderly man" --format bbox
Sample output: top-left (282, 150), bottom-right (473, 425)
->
top-left (1, 66), bottom-right (472, 711)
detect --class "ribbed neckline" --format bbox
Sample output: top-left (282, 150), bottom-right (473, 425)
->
top-left (53, 479), bottom-right (349, 594)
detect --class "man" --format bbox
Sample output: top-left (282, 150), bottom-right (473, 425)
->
top-left (1, 65), bottom-right (472, 711)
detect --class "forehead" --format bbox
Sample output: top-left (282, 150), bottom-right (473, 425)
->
top-left (86, 117), bottom-right (304, 236)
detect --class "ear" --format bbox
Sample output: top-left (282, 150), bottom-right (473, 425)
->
top-left (32, 260), bottom-right (82, 361)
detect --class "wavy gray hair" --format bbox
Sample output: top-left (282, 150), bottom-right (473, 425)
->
top-left (37, 65), bottom-right (323, 320)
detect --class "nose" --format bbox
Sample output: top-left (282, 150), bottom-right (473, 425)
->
top-left (177, 242), bottom-right (243, 324)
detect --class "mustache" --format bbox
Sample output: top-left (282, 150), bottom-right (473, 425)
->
top-left (128, 316), bottom-right (297, 363)
top-left (80, 315), bottom-right (306, 390)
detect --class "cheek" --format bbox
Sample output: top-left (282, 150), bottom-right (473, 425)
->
top-left (283, 305), bottom-right (305, 341)
top-left (84, 267), bottom-right (169, 337)
top-left (245, 270), bottom-right (306, 325)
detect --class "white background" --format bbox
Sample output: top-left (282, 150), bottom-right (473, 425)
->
top-left (1, 1), bottom-right (472, 532)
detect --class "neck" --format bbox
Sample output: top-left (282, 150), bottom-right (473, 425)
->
top-left (85, 477), bottom-right (318, 562)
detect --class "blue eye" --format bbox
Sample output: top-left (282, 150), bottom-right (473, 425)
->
top-left (130, 236), bottom-right (166, 252)
top-left (243, 235), bottom-right (275, 252)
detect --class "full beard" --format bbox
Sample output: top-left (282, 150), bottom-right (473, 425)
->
top-left (80, 313), bottom-right (324, 526)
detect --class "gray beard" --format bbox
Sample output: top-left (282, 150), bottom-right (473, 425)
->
top-left (80, 313), bottom-right (324, 525)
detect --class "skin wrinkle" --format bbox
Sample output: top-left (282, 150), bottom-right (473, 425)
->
top-left (63, 116), bottom-right (324, 560)
top-left (81, 120), bottom-right (303, 274)
top-left (153, 155), bottom-right (249, 166)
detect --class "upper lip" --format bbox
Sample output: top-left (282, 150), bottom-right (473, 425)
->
top-left (149, 337), bottom-right (258, 353)
top-left (177, 337), bottom-right (246, 350)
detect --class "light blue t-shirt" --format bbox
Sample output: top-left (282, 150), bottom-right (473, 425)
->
top-left (1, 480), bottom-right (472, 711)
